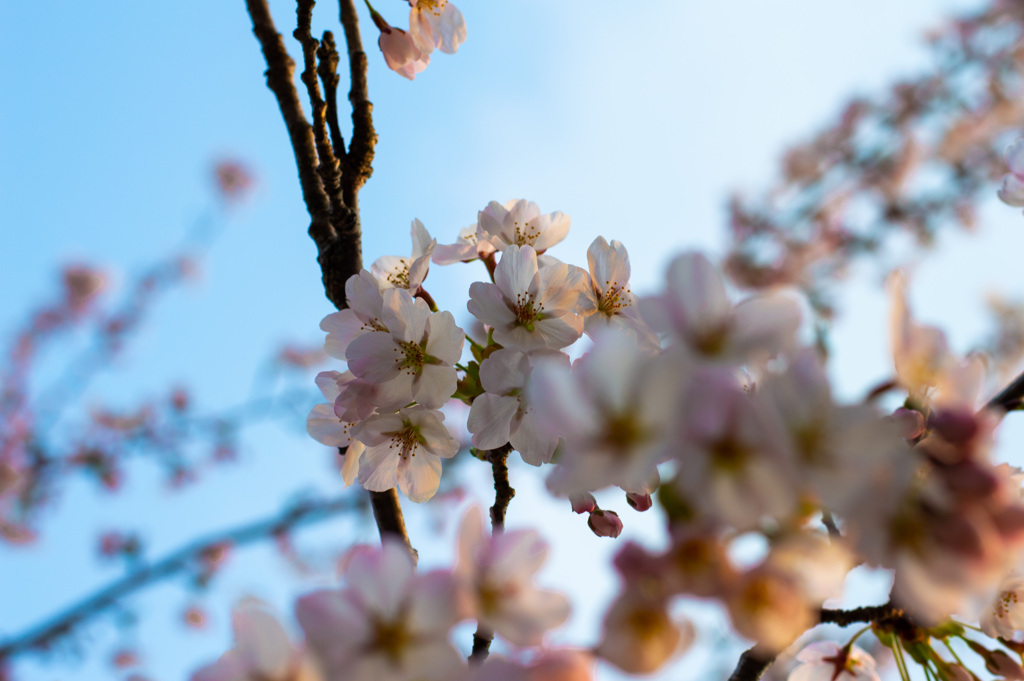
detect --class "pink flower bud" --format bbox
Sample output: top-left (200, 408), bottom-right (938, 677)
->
top-left (570, 492), bottom-right (596, 514)
top-left (626, 492), bottom-right (652, 512)
top-left (890, 407), bottom-right (925, 440)
top-left (588, 510), bottom-right (623, 538)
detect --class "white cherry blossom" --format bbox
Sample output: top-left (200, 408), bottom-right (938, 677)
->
top-left (432, 225), bottom-right (497, 265)
top-left (368, 8), bottom-right (431, 81)
top-left (466, 349), bottom-right (567, 465)
top-left (371, 219), bottom-right (436, 294)
top-left (191, 599), bottom-right (322, 681)
top-left (476, 200), bottom-right (570, 254)
top-left (454, 506), bottom-right (570, 646)
top-left (351, 406), bottom-right (459, 503)
top-left (320, 270), bottom-right (387, 360)
top-left (467, 245), bottom-right (584, 352)
top-left (640, 251), bottom-right (801, 364)
top-left (408, 0), bottom-right (466, 55)
top-left (788, 642), bottom-right (881, 681)
top-left (347, 288), bottom-right (463, 410)
top-left (575, 236), bottom-right (659, 354)
top-left (981, 573), bottom-right (1024, 639)
top-left (296, 540), bottom-right (466, 681)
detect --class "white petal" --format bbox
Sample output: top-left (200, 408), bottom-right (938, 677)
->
top-left (468, 394), bottom-right (518, 449)
top-left (398, 451), bottom-right (443, 502)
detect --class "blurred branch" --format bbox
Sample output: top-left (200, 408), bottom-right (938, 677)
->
top-left (0, 494), bottom-right (361, 662)
top-left (986, 367), bottom-right (1024, 412)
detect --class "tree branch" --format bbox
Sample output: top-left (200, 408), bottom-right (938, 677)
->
top-left (245, 0), bottom-right (333, 250)
top-left (0, 495), bottom-right (361, 662)
top-left (368, 488), bottom-right (417, 564)
top-left (469, 444), bottom-right (516, 665)
top-left (338, 0), bottom-right (376, 209)
top-left (986, 368), bottom-right (1024, 413)
top-left (317, 31), bottom-right (347, 158)
top-left (294, 0), bottom-right (344, 215)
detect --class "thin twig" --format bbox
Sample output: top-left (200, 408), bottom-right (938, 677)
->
top-left (0, 495), bottom-right (360, 662)
top-left (469, 444), bottom-right (516, 665)
top-left (728, 648), bottom-right (774, 681)
top-left (317, 31), bottom-right (347, 158)
top-left (245, 0), bottom-right (333, 249)
top-left (294, 0), bottom-right (344, 215)
top-left (338, 0), bottom-right (376, 209)
top-left (986, 368), bottom-right (1024, 413)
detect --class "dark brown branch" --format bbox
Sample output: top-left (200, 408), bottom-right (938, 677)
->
top-left (820, 601), bottom-right (903, 627)
top-left (294, 0), bottom-right (344, 215)
top-left (469, 444), bottom-right (516, 664)
top-left (0, 495), bottom-right (360, 662)
top-left (728, 648), bottom-right (774, 681)
top-left (369, 488), bottom-right (417, 565)
top-left (245, 0), bottom-right (333, 249)
top-left (986, 368), bottom-right (1024, 413)
top-left (317, 31), bottom-right (347, 158)
top-left (338, 0), bottom-right (376, 209)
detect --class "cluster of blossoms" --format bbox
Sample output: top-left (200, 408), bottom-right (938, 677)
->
top-left (191, 507), bottom-right (582, 681)
top-left (366, 0), bottom-right (466, 80)
top-left (302, 187), bottom-right (1024, 678)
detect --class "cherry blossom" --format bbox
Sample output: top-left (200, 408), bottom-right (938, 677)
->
top-left (575, 237), bottom-right (660, 354)
top-left (981, 573), bottom-right (1024, 639)
top-left (466, 349), bottom-right (567, 466)
top-left (408, 0), bottom-right (466, 55)
top-left (726, 565), bottom-right (815, 652)
top-left (368, 8), bottom-right (430, 81)
top-left (788, 642), bottom-right (881, 681)
top-left (351, 406), bottom-right (458, 502)
top-left (454, 506), bottom-right (570, 646)
top-left (530, 330), bottom-right (677, 495)
top-left (999, 138), bottom-right (1024, 208)
top-left (470, 650), bottom-right (594, 681)
top-left (320, 270), bottom-right (387, 360)
top-left (640, 251), bottom-right (801, 364)
top-left (370, 219), bottom-right (436, 294)
top-left (432, 225), bottom-right (497, 266)
top-left (346, 288), bottom-right (463, 410)
top-left (597, 589), bottom-right (693, 674)
top-left (467, 245), bottom-right (584, 352)
top-left (296, 540), bottom-right (465, 681)
top-left (190, 599), bottom-right (322, 681)
top-left (476, 200), bottom-right (570, 254)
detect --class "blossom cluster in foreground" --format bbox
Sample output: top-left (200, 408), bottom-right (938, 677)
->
top-left (299, 188), bottom-right (1024, 678)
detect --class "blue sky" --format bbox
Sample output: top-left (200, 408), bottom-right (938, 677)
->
top-left (6, 0), bottom-right (1024, 679)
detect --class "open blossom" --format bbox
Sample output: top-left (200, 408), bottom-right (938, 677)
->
top-left (320, 270), bottom-right (387, 360)
top-left (598, 589), bottom-right (693, 674)
top-left (351, 406), bottom-right (458, 502)
top-left (467, 245), bottom-right (584, 351)
top-left (982, 573), bottom-right (1024, 638)
top-left (408, 0), bottom-right (466, 55)
top-left (788, 642), bottom-right (881, 681)
top-left (998, 138), bottom-right (1024, 208)
top-left (477, 200), bottom-right (570, 254)
top-left (466, 349), bottom-right (567, 466)
top-left (641, 251), bottom-right (801, 364)
top-left (191, 600), bottom-right (322, 681)
top-left (347, 288), bottom-right (463, 410)
top-left (530, 330), bottom-right (677, 495)
top-left (575, 237), bottom-right (659, 354)
top-left (371, 219), bottom-right (436, 294)
top-left (368, 8), bottom-right (430, 80)
top-left (296, 540), bottom-right (465, 681)
top-left (455, 507), bottom-right (570, 646)
top-left (432, 225), bottom-right (497, 265)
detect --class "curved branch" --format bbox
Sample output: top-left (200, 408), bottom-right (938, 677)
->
top-left (0, 494), bottom-right (361, 662)
top-left (338, 0), bottom-right (376, 209)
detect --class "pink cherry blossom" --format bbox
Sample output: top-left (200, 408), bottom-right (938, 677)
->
top-left (190, 599), bottom-right (321, 681)
top-left (351, 406), bottom-right (458, 502)
top-left (640, 251), bottom-right (801, 364)
top-left (981, 573), bottom-right (1024, 639)
top-left (476, 200), bottom-right (570, 254)
top-left (296, 540), bottom-right (466, 681)
top-left (371, 219), bottom-right (436, 294)
top-left (999, 138), bottom-right (1024, 208)
top-left (368, 9), bottom-right (430, 81)
top-left (346, 288), bottom-right (463, 410)
top-left (575, 237), bottom-right (659, 354)
top-left (455, 507), bottom-right (570, 646)
top-left (408, 0), bottom-right (466, 55)
top-left (467, 246), bottom-right (584, 352)
top-left (598, 589), bottom-right (693, 674)
top-left (788, 642), bottom-right (881, 681)
top-left (466, 349), bottom-right (567, 466)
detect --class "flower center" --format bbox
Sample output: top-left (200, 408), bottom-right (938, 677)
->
top-left (416, 0), bottom-right (448, 17)
top-left (384, 258), bottom-right (412, 289)
top-left (602, 412), bottom-right (647, 453)
top-left (512, 292), bottom-right (544, 331)
top-left (368, 616), bottom-right (412, 663)
top-left (597, 281), bottom-right (631, 317)
top-left (512, 218), bottom-right (541, 247)
top-left (386, 422), bottom-right (426, 459)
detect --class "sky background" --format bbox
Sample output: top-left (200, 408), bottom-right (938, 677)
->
top-left (4, 0), bottom-right (1024, 679)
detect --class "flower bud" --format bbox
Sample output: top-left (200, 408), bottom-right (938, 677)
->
top-left (626, 492), bottom-right (653, 512)
top-left (588, 510), bottom-right (623, 538)
top-left (570, 492), bottom-right (596, 514)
